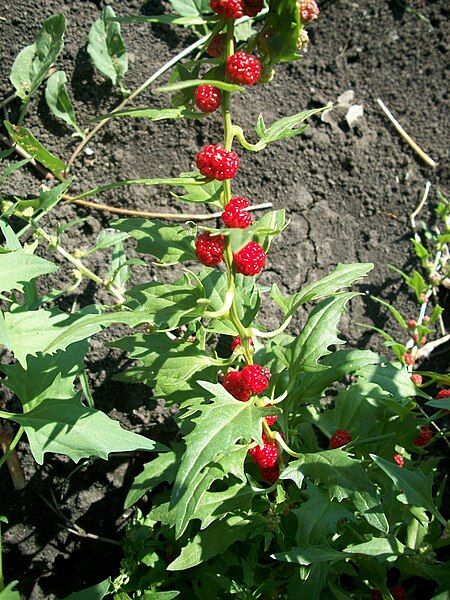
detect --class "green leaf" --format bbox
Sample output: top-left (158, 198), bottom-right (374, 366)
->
top-left (344, 535), bottom-right (406, 560)
top-left (95, 106), bottom-right (205, 122)
top-left (1, 342), bottom-right (87, 411)
top-left (110, 334), bottom-right (218, 398)
top-left (170, 382), bottom-right (267, 538)
top-left (45, 71), bottom-right (81, 134)
top-left (82, 229), bottom-right (129, 256)
top-left (254, 107), bottom-right (330, 148)
top-left (10, 14), bottom-right (65, 100)
top-left (371, 455), bottom-right (445, 524)
top-left (88, 6), bottom-right (128, 87)
top-left (0, 250), bottom-right (56, 294)
top-left (9, 395), bottom-right (167, 464)
top-left (355, 362), bottom-right (430, 402)
top-left (168, 515), bottom-right (255, 571)
top-left (168, 0), bottom-right (211, 16)
top-left (111, 14), bottom-right (210, 26)
top-left (281, 450), bottom-right (388, 532)
top-left (292, 485), bottom-right (355, 544)
top-left (273, 545), bottom-right (347, 566)
top-left (4, 122), bottom-right (66, 177)
top-left (62, 578), bottom-right (111, 600)
top-left (156, 79), bottom-right (245, 94)
top-left (125, 451), bottom-right (178, 509)
top-left (251, 209), bottom-right (287, 251)
top-left (287, 293), bottom-right (358, 375)
top-left (264, 0), bottom-right (302, 65)
top-left (171, 179), bottom-right (223, 205)
top-left (370, 296), bottom-right (407, 329)
top-left (111, 219), bottom-right (196, 265)
top-left (0, 582), bottom-right (21, 600)
top-left (272, 263), bottom-right (373, 319)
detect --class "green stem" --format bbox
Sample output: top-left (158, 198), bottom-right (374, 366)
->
top-left (252, 316), bottom-right (292, 339)
top-left (433, 537), bottom-right (450, 550)
top-left (0, 427), bottom-right (24, 471)
top-left (17, 99), bottom-right (30, 126)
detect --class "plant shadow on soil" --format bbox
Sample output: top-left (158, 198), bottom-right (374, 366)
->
top-left (0, 0), bottom-right (449, 597)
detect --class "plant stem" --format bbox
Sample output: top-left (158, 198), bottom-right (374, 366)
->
top-left (0, 425), bottom-right (26, 490)
top-left (17, 99), bottom-right (30, 126)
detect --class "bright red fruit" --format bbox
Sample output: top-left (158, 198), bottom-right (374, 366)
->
top-left (226, 51), bottom-right (262, 85)
top-left (210, 0), bottom-right (244, 19)
top-left (414, 426), bottom-right (433, 447)
top-left (260, 464), bottom-right (279, 483)
top-left (407, 319), bottom-right (417, 328)
top-left (241, 364), bottom-right (271, 394)
top-left (195, 85), bottom-right (221, 113)
top-left (222, 370), bottom-right (251, 402)
top-left (393, 453), bottom-right (405, 467)
top-left (196, 144), bottom-right (240, 180)
top-left (233, 241), bottom-right (266, 276)
top-left (195, 233), bottom-right (225, 266)
top-left (249, 434), bottom-right (279, 468)
top-left (330, 429), bottom-right (352, 449)
top-left (264, 403), bottom-right (278, 427)
top-left (436, 389), bottom-right (450, 400)
top-left (403, 352), bottom-right (415, 366)
top-left (222, 197), bottom-right (253, 229)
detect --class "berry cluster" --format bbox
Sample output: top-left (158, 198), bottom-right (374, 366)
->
top-left (393, 453), bottom-right (405, 468)
top-left (298, 0), bottom-right (320, 24)
top-left (222, 364), bottom-right (271, 401)
top-left (329, 429), bottom-right (352, 449)
top-left (249, 434), bottom-right (279, 468)
top-left (414, 426), bottom-right (433, 447)
top-left (226, 51), bottom-right (262, 85)
top-left (195, 85), bottom-right (221, 113)
top-left (195, 233), bottom-right (225, 267)
top-left (410, 373), bottom-right (423, 386)
top-left (233, 241), bottom-right (266, 275)
top-left (222, 197), bottom-right (253, 229)
top-left (210, 0), bottom-right (263, 19)
top-left (230, 335), bottom-right (254, 351)
top-left (196, 144), bottom-right (240, 180)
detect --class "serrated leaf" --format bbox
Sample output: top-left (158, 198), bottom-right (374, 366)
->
top-left (88, 6), bottom-right (127, 87)
top-left (45, 71), bottom-right (81, 134)
top-left (170, 382), bottom-right (267, 538)
top-left (355, 362), bottom-right (430, 402)
top-left (10, 14), bottom-right (65, 100)
top-left (281, 450), bottom-right (388, 532)
top-left (168, 515), bottom-right (255, 571)
top-left (110, 333), bottom-right (218, 397)
top-left (292, 485), bottom-right (355, 544)
top-left (287, 292), bottom-right (358, 375)
top-left (168, 0), bottom-right (211, 16)
top-left (125, 450), bottom-right (178, 509)
top-left (0, 250), bottom-right (56, 294)
top-left (4, 122), bottom-right (66, 177)
top-left (371, 455), bottom-right (445, 524)
top-left (251, 209), bottom-right (286, 251)
top-left (171, 179), bottom-right (223, 205)
top-left (255, 107), bottom-right (328, 147)
top-left (9, 395), bottom-right (167, 464)
top-left (111, 219), bottom-right (196, 265)
top-left (272, 263), bottom-right (373, 319)
top-left (344, 535), bottom-right (406, 560)
top-left (1, 342), bottom-right (87, 411)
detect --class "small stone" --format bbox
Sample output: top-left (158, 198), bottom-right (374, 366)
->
top-left (346, 104), bottom-right (364, 128)
top-left (337, 90), bottom-right (355, 107)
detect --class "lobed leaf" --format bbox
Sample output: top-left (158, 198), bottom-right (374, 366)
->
top-left (0, 250), bottom-right (56, 294)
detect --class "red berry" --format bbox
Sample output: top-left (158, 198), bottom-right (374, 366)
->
top-left (390, 584), bottom-right (408, 600)
top-left (410, 373), bottom-right (423, 386)
top-left (436, 389), bottom-right (450, 400)
top-left (403, 352), bottom-right (415, 366)
top-left (206, 33), bottom-right (226, 58)
top-left (222, 370), bottom-right (251, 402)
top-left (414, 426), bottom-right (433, 447)
top-left (330, 429), bottom-right (352, 449)
top-left (260, 464), bottom-right (279, 483)
top-left (372, 592), bottom-right (383, 600)
top-left (249, 434), bottom-right (279, 468)
top-left (196, 144), bottom-right (240, 180)
top-left (393, 453), bottom-right (405, 467)
top-left (233, 241), bottom-right (266, 276)
top-left (195, 232), bottom-right (225, 267)
top-left (412, 332), bottom-right (419, 343)
top-left (420, 336), bottom-right (426, 346)
top-left (243, 0), bottom-right (264, 17)
top-left (241, 364), bottom-right (271, 394)
top-left (230, 335), bottom-right (254, 352)
top-left (407, 319), bottom-right (417, 329)
top-left (264, 403), bottom-right (278, 427)
top-left (298, 0), bottom-right (320, 23)
top-left (222, 197), bottom-right (253, 229)
top-left (194, 85), bottom-right (221, 113)
top-left (226, 51), bottom-right (262, 85)
top-left (210, 0), bottom-right (244, 19)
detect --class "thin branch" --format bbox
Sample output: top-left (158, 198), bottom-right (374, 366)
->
top-left (410, 181), bottom-right (432, 238)
top-left (377, 98), bottom-right (438, 168)
top-left (63, 196), bottom-right (273, 221)
top-left (0, 92), bottom-right (16, 110)
top-left (417, 334), bottom-right (450, 359)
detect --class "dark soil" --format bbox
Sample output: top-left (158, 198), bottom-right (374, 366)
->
top-left (0, 0), bottom-right (449, 597)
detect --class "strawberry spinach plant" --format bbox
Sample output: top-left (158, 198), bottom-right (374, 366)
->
top-left (0, 1), bottom-right (449, 599)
